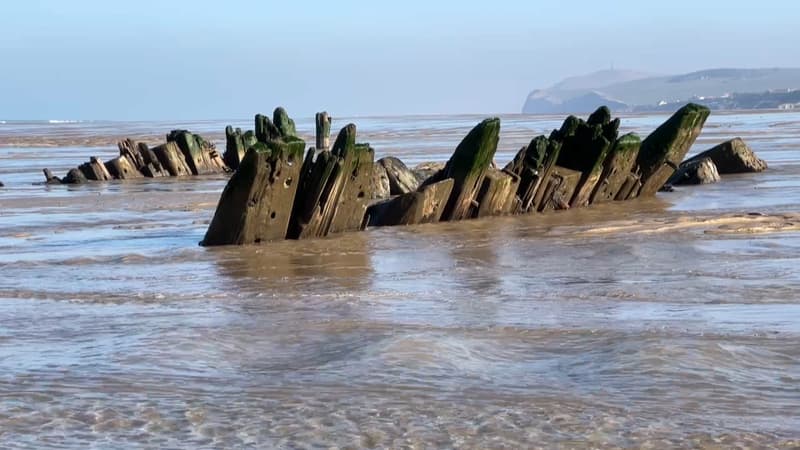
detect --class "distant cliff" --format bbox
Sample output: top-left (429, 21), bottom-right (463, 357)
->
top-left (522, 68), bottom-right (800, 114)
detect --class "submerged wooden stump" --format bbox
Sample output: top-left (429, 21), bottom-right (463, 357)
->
top-left (255, 113), bottom-right (282, 143)
top-left (202, 137), bottom-right (306, 246)
top-left (439, 117), bottom-right (500, 221)
top-left (290, 149), bottom-right (342, 239)
top-left (636, 103), bottom-right (710, 196)
top-left (329, 143), bottom-right (374, 234)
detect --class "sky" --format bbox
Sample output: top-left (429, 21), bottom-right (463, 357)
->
top-left (1, 0), bottom-right (798, 120)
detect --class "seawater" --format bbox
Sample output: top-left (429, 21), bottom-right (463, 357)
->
top-left (1, 112), bottom-right (800, 448)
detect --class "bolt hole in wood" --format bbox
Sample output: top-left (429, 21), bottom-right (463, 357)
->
top-left (270, 211), bottom-right (276, 219)
top-left (287, 155), bottom-right (295, 166)
top-left (284, 177), bottom-right (292, 188)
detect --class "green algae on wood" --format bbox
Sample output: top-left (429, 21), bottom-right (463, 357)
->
top-left (504, 134), bottom-right (560, 213)
top-left (273, 107), bottom-right (297, 138)
top-left (224, 126), bottom-right (257, 170)
top-left (552, 108), bottom-right (617, 207)
top-left (590, 133), bottom-right (642, 204)
top-left (440, 117), bottom-right (500, 221)
top-left (255, 114), bottom-right (281, 143)
top-left (636, 103), bottom-right (710, 196)
top-left (167, 130), bottom-right (227, 175)
top-left (289, 124), bottom-right (374, 239)
top-left (327, 127), bottom-right (375, 234)
top-left (202, 137), bottom-right (306, 246)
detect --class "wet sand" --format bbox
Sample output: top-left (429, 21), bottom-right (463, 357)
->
top-left (1, 112), bottom-right (800, 447)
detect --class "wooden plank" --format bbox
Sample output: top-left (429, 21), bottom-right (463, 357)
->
top-left (368, 178), bottom-right (454, 226)
top-left (440, 118), bottom-right (500, 221)
top-left (202, 137), bottom-right (306, 246)
top-left (152, 141), bottom-right (192, 177)
top-left (474, 168), bottom-right (519, 218)
top-left (590, 133), bottom-right (642, 204)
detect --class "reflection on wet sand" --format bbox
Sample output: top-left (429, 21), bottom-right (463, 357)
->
top-left (209, 232), bottom-right (373, 293)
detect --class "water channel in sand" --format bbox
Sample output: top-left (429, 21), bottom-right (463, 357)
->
top-left (0, 111), bottom-right (799, 447)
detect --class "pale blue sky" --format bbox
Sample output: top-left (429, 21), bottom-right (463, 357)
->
top-left (0, 0), bottom-right (797, 119)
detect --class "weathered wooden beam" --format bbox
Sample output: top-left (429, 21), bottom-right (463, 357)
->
top-left (136, 142), bottom-right (170, 177)
top-left (289, 124), bottom-right (374, 238)
top-left (552, 107), bottom-right (618, 208)
top-left (636, 103), bottom-right (710, 196)
top-left (440, 117), bottom-right (500, 221)
top-left (367, 178), bottom-right (455, 227)
top-left (255, 114), bottom-right (281, 143)
top-left (539, 166), bottom-right (582, 211)
top-left (273, 107), bottom-right (297, 138)
top-left (105, 155), bottom-right (143, 179)
top-left (528, 133), bottom-right (564, 213)
top-left (152, 141), bottom-right (192, 177)
top-left (615, 172), bottom-right (642, 201)
top-left (590, 133), bottom-right (642, 204)
top-left (117, 138), bottom-right (148, 172)
top-left (474, 168), bottom-right (520, 218)
top-left (78, 156), bottom-right (112, 181)
top-left (315, 112), bottom-right (331, 151)
top-left (223, 126), bottom-right (257, 171)
top-left (328, 137), bottom-right (375, 234)
top-left (167, 130), bottom-right (227, 175)
top-left (202, 137), bottom-right (306, 246)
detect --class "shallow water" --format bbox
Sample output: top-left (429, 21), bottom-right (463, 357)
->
top-left (1, 111), bottom-right (800, 448)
